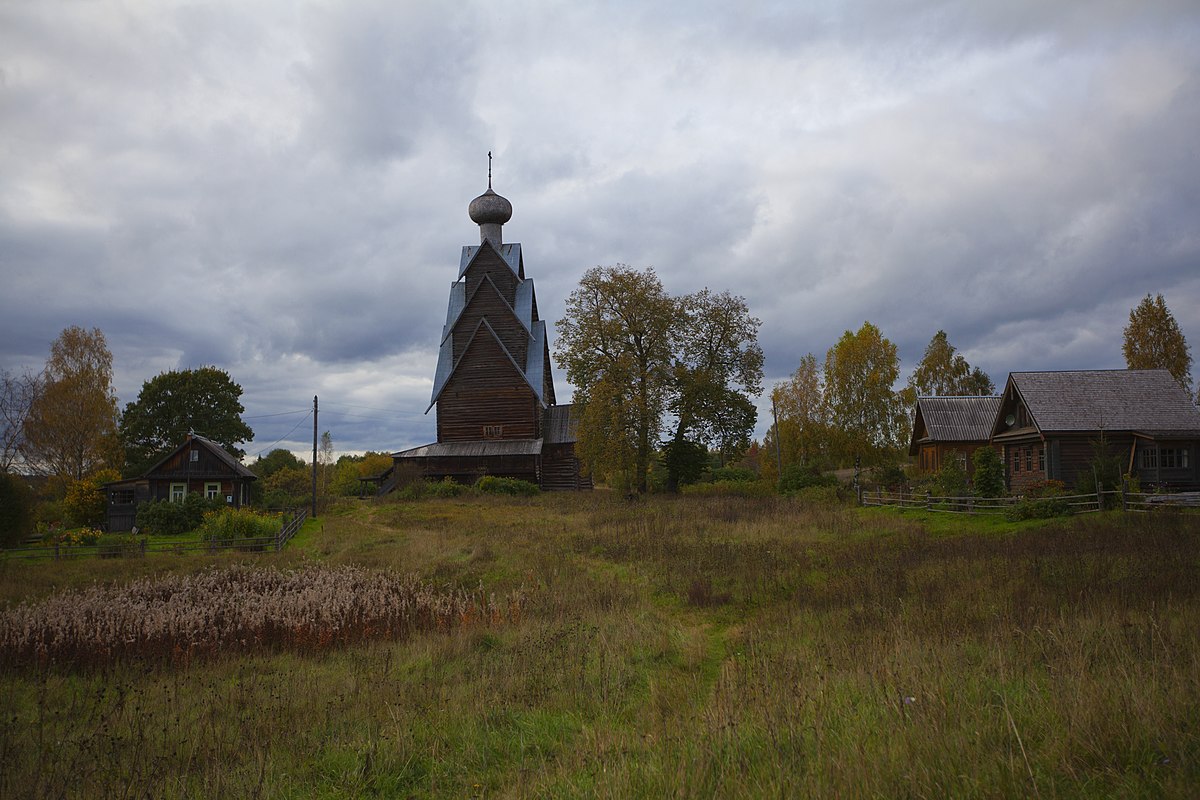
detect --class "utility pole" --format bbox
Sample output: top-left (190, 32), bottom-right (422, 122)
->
top-left (312, 395), bottom-right (318, 519)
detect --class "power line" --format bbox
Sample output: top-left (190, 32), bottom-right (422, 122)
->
top-left (243, 409), bottom-right (310, 420)
top-left (249, 410), bottom-right (313, 458)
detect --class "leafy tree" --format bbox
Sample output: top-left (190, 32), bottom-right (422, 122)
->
top-left (768, 353), bottom-right (833, 481)
top-left (22, 326), bottom-right (121, 482)
top-left (251, 448), bottom-right (305, 479)
top-left (1, 368), bottom-right (41, 473)
top-left (971, 446), bottom-right (1006, 498)
top-left (330, 451), bottom-right (394, 496)
top-left (120, 366), bottom-right (254, 477)
top-left (0, 472), bottom-right (35, 547)
top-left (907, 330), bottom-right (995, 399)
top-left (822, 322), bottom-right (906, 466)
top-left (262, 466), bottom-right (311, 508)
top-left (556, 266), bottom-right (675, 494)
top-left (1122, 293), bottom-right (1194, 395)
top-left (63, 468), bottom-right (122, 528)
top-left (318, 431), bottom-right (334, 497)
top-left (664, 289), bottom-right (763, 490)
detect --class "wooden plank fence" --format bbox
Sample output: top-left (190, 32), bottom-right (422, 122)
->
top-left (861, 486), bottom-right (1200, 515)
top-left (1, 508), bottom-right (309, 562)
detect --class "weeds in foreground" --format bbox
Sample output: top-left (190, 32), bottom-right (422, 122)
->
top-left (0, 564), bottom-right (522, 669)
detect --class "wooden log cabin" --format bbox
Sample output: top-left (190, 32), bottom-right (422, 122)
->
top-left (103, 433), bottom-right (257, 531)
top-left (990, 369), bottom-right (1200, 492)
top-left (908, 395), bottom-right (1001, 478)
top-left (392, 180), bottom-right (590, 490)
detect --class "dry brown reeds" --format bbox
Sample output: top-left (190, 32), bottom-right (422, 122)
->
top-left (0, 564), bottom-right (522, 669)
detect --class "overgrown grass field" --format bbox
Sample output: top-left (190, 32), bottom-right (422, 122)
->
top-left (1, 494), bottom-right (1197, 798)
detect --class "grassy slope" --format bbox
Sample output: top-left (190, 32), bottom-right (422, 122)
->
top-left (2, 494), bottom-right (1198, 798)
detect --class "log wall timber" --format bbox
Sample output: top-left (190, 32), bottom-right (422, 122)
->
top-left (452, 279), bottom-right (529, 367)
top-left (438, 333), bottom-right (540, 442)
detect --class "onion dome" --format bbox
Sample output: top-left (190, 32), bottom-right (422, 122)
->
top-left (468, 188), bottom-right (513, 226)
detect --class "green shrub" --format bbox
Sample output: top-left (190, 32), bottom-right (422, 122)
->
top-left (97, 533), bottom-right (144, 558)
top-left (971, 447), bottom-right (1006, 498)
top-left (197, 507), bottom-right (281, 547)
top-left (793, 484), bottom-right (846, 506)
top-left (874, 463), bottom-right (908, 490)
top-left (935, 453), bottom-right (969, 498)
top-left (475, 475), bottom-right (540, 496)
top-left (779, 464), bottom-right (837, 494)
top-left (0, 473), bottom-right (35, 548)
top-left (425, 478), bottom-right (468, 498)
top-left (63, 469), bottom-right (122, 528)
top-left (709, 466), bottom-right (757, 483)
top-left (681, 480), bottom-right (775, 498)
top-left (136, 494), bottom-right (225, 536)
top-left (1005, 497), bottom-right (1070, 521)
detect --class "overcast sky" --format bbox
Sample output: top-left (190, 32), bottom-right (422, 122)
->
top-left (2, 0), bottom-right (1198, 460)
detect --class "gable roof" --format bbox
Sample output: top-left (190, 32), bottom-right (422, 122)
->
top-left (909, 396), bottom-right (1001, 454)
top-left (140, 434), bottom-right (256, 479)
top-left (458, 241), bottom-right (523, 279)
top-left (997, 369), bottom-right (1200, 436)
top-left (427, 317), bottom-right (548, 411)
top-left (440, 273), bottom-right (535, 346)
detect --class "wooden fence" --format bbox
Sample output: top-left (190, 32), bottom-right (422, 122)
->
top-left (861, 486), bottom-right (1200, 515)
top-left (1, 508), bottom-right (309, 562)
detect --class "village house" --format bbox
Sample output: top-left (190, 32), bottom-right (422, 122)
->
top-left (104, 433), bottom-right (256, 531)
top-left (990, 369), bottom-right (1200, 492)
top-left (908, 395), bottom-right (1002, 478)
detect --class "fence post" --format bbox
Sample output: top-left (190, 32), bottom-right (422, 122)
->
top-left (925, 490), bottom-right (932, 511)
top-left (1096, 487), bottom-right (1102, 513)
top-left (140, 538), bottom-right (147, 558)
top-left (1120, 480), bottom-right (1127, 512)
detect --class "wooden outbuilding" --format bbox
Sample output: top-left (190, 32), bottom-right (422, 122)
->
top-left (392, 180), bottom-right (589, 490)
top-left (990, 369), bottom-right (1200, 492)
top-left (104, 433), bottom-right (257, 531)
top-left (908, 395), bottom-right (1001, 477)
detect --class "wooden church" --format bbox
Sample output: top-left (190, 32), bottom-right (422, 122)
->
top-left (391, 176), bottom-right (590, 490)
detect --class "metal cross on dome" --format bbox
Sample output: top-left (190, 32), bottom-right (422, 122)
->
top-left (487, 151), bottom-right (492, 189)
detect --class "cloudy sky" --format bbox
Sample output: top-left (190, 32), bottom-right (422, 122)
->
top-left (2, 0), bottom-right (1198, 460)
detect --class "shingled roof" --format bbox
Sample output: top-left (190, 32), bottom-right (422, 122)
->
top-left (908, 396), bottom-right (1001, 454)
top-left (1000, 369), bottom-right (1200, 435)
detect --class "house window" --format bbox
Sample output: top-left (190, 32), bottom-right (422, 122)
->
top-left (1146, 448), bottom-right (1190, 469)
top-left (205, 482), bottom-right (221, 500)
top-left (483, 425), bottom-right (502, 438)
top-left (1037, 448), bottom-right (1045, 472)
top-left (190, 449), bottom-right (199, 463)
top-left (170, 483), bottom-right (186, 502)
top-left (1024, 448), bottom-right (1032, 472)
top-left (1012, 448), bottom-right (1020, 473)
top-left (109, 489), bottom-right (135, 505)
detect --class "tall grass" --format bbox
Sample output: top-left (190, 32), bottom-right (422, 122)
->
top-left (0, 564), bottom-right (521, 669)
top-left (1, 495), bottom-right (1197, 798)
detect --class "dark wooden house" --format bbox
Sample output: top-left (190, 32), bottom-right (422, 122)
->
top-left (104, 433), bottom-right (257, 531)
top-left (908, 395), bottom-right (1001, 477)
top-left (990, 370), bottom-right (1200, 492)
top-left (392, 182), bottom-right (589, 490)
